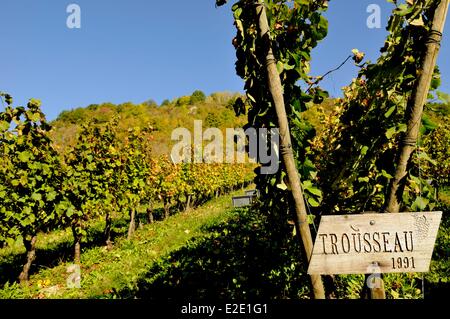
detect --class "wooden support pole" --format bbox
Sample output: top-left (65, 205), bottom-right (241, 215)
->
top-left (255, 0), bottom-right (325, 299)
top-left (384, 0), bottom-right (449, 215)
top-left (362, 272), bottom-right (386, 300)
top-left (373, 0), bottom-right (449, 300)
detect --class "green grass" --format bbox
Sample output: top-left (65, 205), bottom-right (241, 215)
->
top-left (0, 210), bottom-right (137, 286)
top-left (440, 187), bottom-right (450, 206)
top-left (0, 190), bottom-right (246, 299)
top-left (114, 206), bottom-right (312, 300)
top-left (1, 186), bottom-right (448, 299)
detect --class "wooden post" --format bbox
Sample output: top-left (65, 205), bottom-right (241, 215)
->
top-left (384, 0), bottom-right (449, 215)
top-left (376, 0), bottom-right (449, 300)
top-left (256, 1), bottom-right (325, 299)
top-left (185, 195), bottom-right (192, 213)
top-left (363, 272), bottom-right (386, 299)
top-left (128, 208), bottom-right (136, 240)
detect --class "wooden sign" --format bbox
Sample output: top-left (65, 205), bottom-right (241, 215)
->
top-left (245, 189), bottom-right (260, 198)
top-left (308, 212), bottom-right (442, 275)
top-left (232, 195), bottom-right (255, 208)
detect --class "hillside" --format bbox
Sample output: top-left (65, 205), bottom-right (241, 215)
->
top-left (49, 89), bottom-right (449, 157)
top-left (49, 91), bottom-right (247, 156)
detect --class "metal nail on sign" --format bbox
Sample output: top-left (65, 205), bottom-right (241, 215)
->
top-left (307, 212), bottom-right (443, 275)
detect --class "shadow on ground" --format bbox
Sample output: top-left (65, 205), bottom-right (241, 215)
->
top-left (116, 206), bottom-right (450, 300)
top-left (0, 208), bottom-right (166, 286)
top-left (116, 208), bottom-right (311, 299)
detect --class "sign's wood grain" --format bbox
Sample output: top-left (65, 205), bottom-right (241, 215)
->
top-left (308, 212), bottom-right (442, 275)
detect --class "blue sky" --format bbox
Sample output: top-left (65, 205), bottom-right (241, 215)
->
top-left (0, 0), bottom-right (449, 120)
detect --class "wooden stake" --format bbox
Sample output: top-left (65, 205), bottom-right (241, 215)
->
top-left (376, 0), bottom-right (449, 300)
top-left (384, 0), bottom-right (449, 215)
top-left (255, 1), bottom-right (325, 299)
